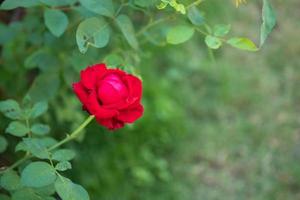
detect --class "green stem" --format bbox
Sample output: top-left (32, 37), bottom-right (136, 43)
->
top-left (207, 47), bottom-right (216, 63)
top-left (0, 115), bottom-right (95, 174)
top-left (48, 115), bottom-right (95, 151)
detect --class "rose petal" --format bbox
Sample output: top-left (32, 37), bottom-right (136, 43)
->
top-left (124, 74), bottom-right (142, 104)
top-left (117, 103), bottom-right (144, 123)
top-left (85, 92), bottom-right (118, 118)
top-left (72, 82), bottom-right (89, 105)
top-left (80, 63), bottom-right (107, 89)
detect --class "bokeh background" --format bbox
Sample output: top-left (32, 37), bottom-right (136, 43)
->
top-left (1, 0), bottom-right (300, 199)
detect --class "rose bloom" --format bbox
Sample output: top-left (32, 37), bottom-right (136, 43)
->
top-left (73, 63), bottom-right (144, 130)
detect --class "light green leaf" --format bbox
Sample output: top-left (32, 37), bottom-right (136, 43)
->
top-left (5, 121), bottom-right (29, 137)
top-left (35, 184), bottom-right (56, 196)
top-left (116, 15), bottom-right (139, 50)
top-left (31, 123), bottom-right (50, 135)
top-left (260, 0), bottom-right (276, 46)
top-left (167, 25), bottom-right (195, 45)
top-left (0, 136), bottom-right (8, 153)
top-left (0, 170), bottom-right (21, 191)
top-left (55, 161), bottom-right (72, 171)
top-left (76, 17), bottom-right (110, 53)
top-left (204, 35), bottom-right (222, 49)
top-left (30, 101), bottom-right (48, 118)
top-left (44, 9), bottom-right (69, 37)
top-left (1, 0), bottom-right (39, 10)
top-left (55, 177), bottom-right (90, 200)
top-left (21, 161), bottom-right (56, 188)
top-left (0, 99), bottom-right (22, 120)
top-left (52, 149), bottom-right (76, 161)
top-left (213, 24), bottom-right (231, 37)
top-left (187, 5), bottom-right (204, 26)
top-left (11, 188), bottom-right (42, 200)
top-left (79, 0), bottom-right (114, 17)
top-left (227, 37), bottom-right (258, 51)
top-left (40, 0), bottom-right (76, 6)
top-left (23, 138), bottom-right (50, 159)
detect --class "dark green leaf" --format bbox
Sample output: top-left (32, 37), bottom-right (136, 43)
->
top-left (260, 0), bottom-right (276, 46)
top-left (5, 121), bottom-right (29, 137)
top-left (1, 0), bottom-right (39, 10)
top-left (24, 49), bottom-right (57, 71)
top-left (167, 25), bottom-right (195, 45)
top-left (79, 0), bottom-right (114, 17)
top-left (227, 37), bottom-right (258, 51)
top-left (116, 15), bottom-right (139, 50)
top-left (0, 194), bottom-right (10, 200)
top-left (187, 5), bottom-right (204, 26)
top-left (44, 9), bottom-right (69, 37)
top-left (52, 149), bottom-right (76, 161)
top-left (21, 161), bottom-right (56, 188)
top-left (0, 99), bottom-right (22, 120)
top-left (23, 138), bottom-right (50, 159)
top-left (30, 101), bottom-right (48, 118)
top-left (205, 35), bottom-right (222, 49)
top-left (27, 72), bottom-right (60, 102)
top-left (76, 17), bottom-right (110, 53)
top-left (0, 135), bottom-right (8, 153)
top-left (55, 177), bottom-right (90, 200)
top-left (31, 123), bottom-right (50, 135)
top-left (55, 161), bottom-right (72, 171)
top-left (0, 170), bottom-right (21, 191)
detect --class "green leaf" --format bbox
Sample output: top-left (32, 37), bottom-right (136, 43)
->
top-left (0, 99), bottom-right (22, 120)
top-left (55, 177), bottom-right (90, 200)
top-left (213, 24), bottom-right (231, 37)
top-left (30, 101), bottom-right (48, 118)
top-left (79, 0), bottom-right (114, 17)
top-left (1, 0), bottom-right (39, 10)
top-left (27, 72), bottom-right (60, 102)
top-left (31, 123), bottom-right (50, 135)
top-left (204, 35), bottom-right (222, 49)
top-left (55, 161), bottom-right (72, 171)
top-left (24, 49), bottom-right (57, 71)
top-left (116, 15), bottom-right (139, 50)
top-left (11, 188), bottom-right (42, 200)
top-left (105, 54), bottom-right (124, 67)
top-left (35, 184), bottom-right (56, 196)
top-left (40, 0), bottom-right (76, 6)
top-left (52, 149), bottom-right (76, 161)
top-left (260, 0), bottom-right (276, 46)
top-left (167, 25), bottom-right (195, 45)
top-left (23, 138), bottom-right (50, 159)
top-left (5, 121), bottom-right (29, 137)
top-left (187, 5), bottom-right (204, 26)
top-left (227, 37), bottom-right (258, 51)
top-left (0, 135), bottom-right (8, 153)
top-left (44, 9), bottom-right (69, 37)
top-left (76, 17), bottom-right (110, 53)
top-left (21, 161), bottom-right (56, 188)
top-left (0, 170), bottom-right (21, 191)
top-left (0, 194), bottom-right (10, 200)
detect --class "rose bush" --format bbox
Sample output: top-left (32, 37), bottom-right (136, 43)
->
top-left (73, 63), bottom-right (144, 130)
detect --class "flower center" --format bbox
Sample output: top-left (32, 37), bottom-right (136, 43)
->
top-left (97, 74), bottom-right (128, 105)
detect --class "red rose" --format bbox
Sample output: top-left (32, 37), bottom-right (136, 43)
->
top-left (72, 63), bottom-right (144, 130)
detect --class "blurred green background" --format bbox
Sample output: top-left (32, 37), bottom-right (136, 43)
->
top-left (1, 0), bottom-right (300, 199)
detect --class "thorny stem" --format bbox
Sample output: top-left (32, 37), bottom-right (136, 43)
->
top-left (0, 115), bottom-right (95, 174)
